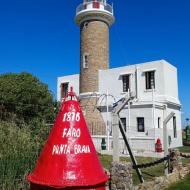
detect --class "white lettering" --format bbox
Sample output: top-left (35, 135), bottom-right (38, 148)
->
top-left (52, 144), bottom-right (71, 155)
top-left (63, 112), bottom-right (80, 122)
top-left (62, 128), bottom-right (67, 138)
top-left (62, 128), bottom-right (81, 138)
top-left (74, 144), bottom-right (91, 155)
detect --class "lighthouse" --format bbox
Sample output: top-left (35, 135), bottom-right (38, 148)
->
top-left (75, 0), bottom-right (114, 134)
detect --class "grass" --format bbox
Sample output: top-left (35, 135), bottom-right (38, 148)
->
top-left (99, 154), bottom-right (164, 185)
top-left (165, 145), bottom-right (190, 190)
top-left (166, 173), bottom-right (190, 190)
top-left (99, 146), bottom-right (190, 188)
top-left (1, 119), bottom-right (190, 190)
top-left (178, 146), bottom-right (190, 153)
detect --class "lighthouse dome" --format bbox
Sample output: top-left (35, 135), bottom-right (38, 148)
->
top-left (76, 0), bottom-right (114, 26)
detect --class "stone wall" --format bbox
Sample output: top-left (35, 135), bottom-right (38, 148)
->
top-left (110, 162), bottom-right (133, 190)
top-left (80, 20), bottom-right (109, 93)
top-left (80, 97), bottom-right (106, 135)
top-left (135, 164), bottom-right (190, 190)
top-left (109, 150), bottom-right (190, 190)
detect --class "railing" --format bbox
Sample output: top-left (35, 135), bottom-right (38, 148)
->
top-left (76, 2), bottom-right (113, 15)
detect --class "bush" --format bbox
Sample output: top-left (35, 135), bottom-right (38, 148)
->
top-left (0, 121), bottom-right (51, 190)
top-left (0, 72), bottom-right (54, 124)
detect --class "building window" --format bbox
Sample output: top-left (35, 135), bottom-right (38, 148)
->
top-left (61, 83), bottom-right (69, 99)
top-left (122, 75), bottom-right (130, 92)
top-left (158, 117), bottom-right (161, 128)
top-left (137, 117), bottom-right (145, 132)
top-left (145, 71), bottom-right (155, 90)
top-left (119, 118), bottom-right (127, 132)
top-left (173, 116), bottom-right (177, 138)
top-left (83, 53), bottom-right (89, 68)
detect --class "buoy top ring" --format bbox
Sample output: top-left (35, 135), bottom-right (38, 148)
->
top-left (63, 86), bottom-right (79, 102)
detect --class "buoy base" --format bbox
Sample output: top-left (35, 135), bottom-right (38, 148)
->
top-left (30, 183), bottom-right (107, 190)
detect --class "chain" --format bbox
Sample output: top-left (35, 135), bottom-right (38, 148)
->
top-left (180, 152), bottom-right (190, 159)
top-left (133, 155), bottom-right (170, 169)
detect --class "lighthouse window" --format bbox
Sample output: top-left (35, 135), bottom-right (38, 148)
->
top-left (83, 22), bottom-right (89, 28)
top-left (92, 1), bottom-right (100, 8)
top-left (83, 54), bottom-right (89, 68)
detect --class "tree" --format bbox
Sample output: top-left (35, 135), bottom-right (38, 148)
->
top-left (0, 72), bottom-right (54, 123)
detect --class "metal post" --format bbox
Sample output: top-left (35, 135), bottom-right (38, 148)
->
top-left (163, 106), bottom-right (175, 175)
top-left (106, 90), bottom-right (110, 151)
top-left (119, 118), bottom-right (144, 183)
top-left (112, 113), bottom-right (120, 162)
top-left (128, 88), bottom-right (131, 132)
top-left (112, 94), bottom-right (144, 183)
top-left (152, 87), bottom-right (156, 142)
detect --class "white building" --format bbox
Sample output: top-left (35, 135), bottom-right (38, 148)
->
top-left (57, 60), bottom-right (182, 153)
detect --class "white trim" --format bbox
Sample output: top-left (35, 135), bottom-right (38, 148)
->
top-left (144, 89), bottom-right (156, 93)
top-left (119, 72), bottom-right (133, 76)
top-left (80, 92), bottom-right (100, 99)
top-left (142, 68), bottom-right (156, 72)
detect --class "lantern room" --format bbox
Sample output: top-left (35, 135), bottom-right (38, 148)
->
top-left (75, 0), bottom-right (114, 26)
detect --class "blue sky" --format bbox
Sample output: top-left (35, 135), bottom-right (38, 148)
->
top-left (0, 0), bottom-right (189, 125)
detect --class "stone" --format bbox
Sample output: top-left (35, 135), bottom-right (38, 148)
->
top-left (110, 162), bottom-right (133, 190)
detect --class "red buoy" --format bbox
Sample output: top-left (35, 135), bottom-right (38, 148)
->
top-left (27, 88), bottom-right (108, 189)
top-left (155, 138), bottom-right (162, 153)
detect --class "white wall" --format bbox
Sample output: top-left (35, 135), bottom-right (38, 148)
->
top-left (136, 60), bottom-right (164, 102)
top-left (99, 60), bottom-right (180, 106)
top-left (163, 60), bottom-right (180, 104)
top-left (99, 65), bottom-right (136, 101)
top-left (57, 60), bottom-right (181, 106)
top-left (57, 60), bottom-right (183, 150)
top-left (57, 74), bottom-right (79, 101)
top-left (165, 107), bottom-right (183, 148)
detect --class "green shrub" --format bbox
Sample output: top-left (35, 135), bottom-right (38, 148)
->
top-left (0, 121), bottom-right (51, 190)
top-left (0, 72), bottom-right (54, 124)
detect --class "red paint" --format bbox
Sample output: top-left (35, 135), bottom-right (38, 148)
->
top-left (155, 138), bottom-right (162, 153)
top-left (93, 2), bottom-right (100, 9)
top-left (27, 88), bottom-right (108, 189)
top-left (30, 183), bottom-right (106, 190)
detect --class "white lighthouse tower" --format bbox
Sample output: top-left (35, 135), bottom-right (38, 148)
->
top-left (75, 0), bottom-right (114, 134)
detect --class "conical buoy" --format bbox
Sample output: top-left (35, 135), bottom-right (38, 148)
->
top-left (27, 87), bottom-right (108, 189)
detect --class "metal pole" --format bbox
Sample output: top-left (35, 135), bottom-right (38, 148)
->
top-left (112, 94), bottom-right (144, 183)
top-left (163, 106), bottom-right (168, 175)
top-left (112, 113), bottom-right (120, 162)
top-left (152, 87), bottom-right (156, 142)
top-left (163, 107), bottom-right (175, 175)
top-left (119, 118), bottom-right (144, 183)
top-left (128, 100), bottom-right (131, 151)
top-left (106, 90), bottom-right (110, 151)
top-left (128, 88), bottom-right (131, 132)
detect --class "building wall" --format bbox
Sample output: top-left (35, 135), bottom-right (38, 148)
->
top-left (163, 61), bottom-right (180, 104)
top-left (57, 60), bottom-right (183, 150)
top-left (57, 74), bottom-right (79, 101)
top-left (99, 60), bottom-right (180, 105)
top-left (57, 60), bottom-right (180, 105)
top-left (80, 20), bottom-right (109, 93)
top-left (136, 60), bottom-right (165, 102)
top-left (166, 107), bottom-right (182, 148)
top-left (100, 105), bottom-right (182, 150)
